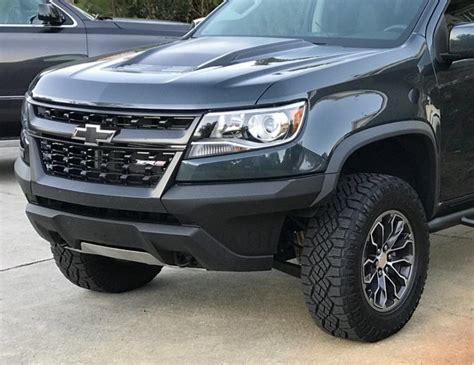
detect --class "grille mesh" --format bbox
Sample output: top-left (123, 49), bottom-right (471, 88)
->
top-left (39, 138), bottom-right (176, 187)
top-left (35, 105), bottom-right (194, 130)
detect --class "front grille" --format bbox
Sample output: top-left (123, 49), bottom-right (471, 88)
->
top-left (38, 138), bottom-right (176, 187)
top-left (34, 105), bottom-right (194, 130)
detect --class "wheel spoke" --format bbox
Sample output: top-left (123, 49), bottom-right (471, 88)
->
top-left (384, 274), bottom-right (401, 300)
top-left (363, 257), bottom-right (376, 267)
top-left (372, 285), bottom-right (380, 303)
top-left (387, 216), bottom-right (405, 249)
top-left (369, 234), bottom-right (379, 249)
top-left (364, 271), bottom-right (377, 284)
top-left (370, 222), bottom-right (384, 249)
top-left (388, 214), bottom-right (398, 237)
top-left (377, 274), bottom-right (388, 309)
top-left (390, 258), bottom-right (413, 266)
top-left (388, 237), bottom-right (413, 253)
top-left (387, 263), bottom-right (408, 286)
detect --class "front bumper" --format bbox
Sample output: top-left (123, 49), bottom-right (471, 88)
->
top-left (16, 155), bottom-right (326, 271)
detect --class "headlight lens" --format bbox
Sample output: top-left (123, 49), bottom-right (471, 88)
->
top-left (20, 99), bottom-right (29, 128)
top-left (20, 100), bottom-right (30, 165)
top-left (20, 129), bottom-right (30, 165)
top-left (187, 101), bottom-right (306, 159)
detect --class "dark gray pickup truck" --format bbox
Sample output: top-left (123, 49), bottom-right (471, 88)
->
top-left (0, 0), bottom-right (190, 143)
top-left (16, 0), bottom-right (473, 342)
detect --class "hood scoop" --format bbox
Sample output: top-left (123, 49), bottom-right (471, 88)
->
top-left (196, 39), bottom-right (312, 69)
top-left (113, 64), bottom-right (197, 74)
top-left (109, 37), bottom-right (314, 74)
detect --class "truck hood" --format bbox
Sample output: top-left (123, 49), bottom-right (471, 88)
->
top-left (110, 18), bottom-right (190, 37)
top-left (31, 37), bottom-right (382, 110)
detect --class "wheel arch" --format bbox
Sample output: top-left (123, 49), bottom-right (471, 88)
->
top-left (313, 121), bottom-right (439, 219)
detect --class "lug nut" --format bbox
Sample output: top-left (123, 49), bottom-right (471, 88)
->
top-left (378, 269), bottom-right (383, 276)
top-left (377, 249), bottom-right (381, 254)
top-left (385, 267), bottom-right (389, 273)
top-left (384, 245), bottom-right (388, 252)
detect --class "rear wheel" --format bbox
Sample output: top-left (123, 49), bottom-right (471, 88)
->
top-left (51, 240), bottom-right (162, 293)
top-left (301, 174), bottom-right (430, 342)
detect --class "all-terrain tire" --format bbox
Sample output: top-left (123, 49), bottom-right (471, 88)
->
top-left (301, 174), bottom-right (430, 342)
top-left (51, 240), bottom-right (162, 293)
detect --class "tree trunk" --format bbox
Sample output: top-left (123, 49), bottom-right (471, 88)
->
top-left (111, 0), bottom-right (117, 17)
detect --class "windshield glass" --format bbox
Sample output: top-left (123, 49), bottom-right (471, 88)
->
top-left (195, 0), bottom-right (428, 48)
top-left (69, 3), bottom-right (94, 20)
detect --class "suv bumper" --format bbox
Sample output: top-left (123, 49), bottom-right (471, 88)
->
top-left (16, 157), bottom-right (327, 271)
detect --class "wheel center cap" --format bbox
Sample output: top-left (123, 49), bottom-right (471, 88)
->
top-left (377, 253), bottom-right (388, 268)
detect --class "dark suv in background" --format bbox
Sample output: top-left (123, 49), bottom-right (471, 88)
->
top-left (0, 0), bottom-right (190, 143)
top-left (16, 0), bottom-right (474, 342)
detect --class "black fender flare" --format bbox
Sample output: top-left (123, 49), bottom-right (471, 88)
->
top-left (312, 120), bottom-right (439, 216)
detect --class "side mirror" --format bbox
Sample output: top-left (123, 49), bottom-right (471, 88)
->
top-left (191, 17), bottom-right (205, 29)
top-left (447, 23), bottom-right (474, 61)
top-left (38, 3), bottom-right (64, 26)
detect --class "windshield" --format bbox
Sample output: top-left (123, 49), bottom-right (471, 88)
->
top-left (68, 3), bottom-right (94, 20)
top-left (195, 0), bottom-right (428, 48)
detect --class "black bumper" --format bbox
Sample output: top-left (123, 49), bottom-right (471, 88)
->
top-left (16, 156), bottom-right (326, 271)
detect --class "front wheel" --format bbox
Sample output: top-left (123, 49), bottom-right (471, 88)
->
top-left (51, 240), bottom-right (162, 293)
top-left (301, 174), bottom-right (430, 342)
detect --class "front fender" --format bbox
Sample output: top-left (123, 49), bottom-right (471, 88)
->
top-left (176, 90), bottom-right (390, 182)
top-left (300, 90), bottom-right (388, 159)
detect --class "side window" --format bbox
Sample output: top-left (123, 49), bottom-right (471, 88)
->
top-left (445, 0), bottom-right (474, 26)
top-left (0, 0), bottom-right (42, 25)
top-left (0, 0), bottom-right (74, 26)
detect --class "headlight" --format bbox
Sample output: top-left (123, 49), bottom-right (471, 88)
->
top-left (20, 99), bottom-right (29, 128)
top-left (20, 129), bottom-right (30, 165)
top-left (20, 100), bottom-right (30, 165)
top-left (187, 101), bottom-right (307, 159)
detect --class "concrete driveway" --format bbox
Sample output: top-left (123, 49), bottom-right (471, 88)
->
top-left (1, 147), bottom-right (473, 364)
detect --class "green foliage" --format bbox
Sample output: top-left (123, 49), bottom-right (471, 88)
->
top-left (75, 0), bottom-right (223, 22)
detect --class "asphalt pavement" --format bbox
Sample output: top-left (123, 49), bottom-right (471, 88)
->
top-left (1, 147), bottom-right (473, 364)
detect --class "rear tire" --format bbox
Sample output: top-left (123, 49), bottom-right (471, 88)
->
top-left (301, 174), bottom-right (430, 342)
top-left (51, 240), bottom-right (162, 293)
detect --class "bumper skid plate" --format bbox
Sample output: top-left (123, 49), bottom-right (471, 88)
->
top-left (26, 203), bottom-right (274, 272)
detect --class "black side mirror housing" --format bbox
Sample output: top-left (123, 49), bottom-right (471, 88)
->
top-left (444, 23), bottom-right (474, 62)
top-left (38, 3), bottom-right (64, 26)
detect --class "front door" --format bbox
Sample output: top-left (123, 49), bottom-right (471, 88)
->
top-left (0, 0), bottom-right (87, 139)
top-left (436, 0), bottom-right (474, 202)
